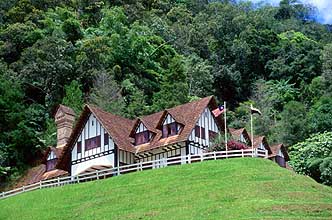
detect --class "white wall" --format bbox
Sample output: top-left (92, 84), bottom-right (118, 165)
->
top-left (163, 114), bottom-right (175, 125)
top-left (71, 114), bottom-right (115, 176)
top-left (188, 107), bottom-right (219, 153)
top-left (136, 122), bottom-right (147, 133)
top-left (47, 150), bottom-right (56, 160)
top-left (259, 143), bottom-right (266, 150)
top-left (72, 154), bottom-right (115, 176)
top-left (278, 149), bottom-right (284, 158)
top-left (136, 144), bottom-right (187, 167)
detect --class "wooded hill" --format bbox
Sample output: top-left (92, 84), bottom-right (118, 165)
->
top-left (1, 0), bottom-right (332, 186)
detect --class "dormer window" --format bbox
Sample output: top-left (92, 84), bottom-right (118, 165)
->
top-left (46, 150), bottom-right (57, 171)
top-left (161, 114), bottom-right (181, 138)
top-left (162, 123), bottom-right (178, 138)
top-left (134, 122), bottom-right (151, 146)
top-left (135, 130), bottom-right (150, 145)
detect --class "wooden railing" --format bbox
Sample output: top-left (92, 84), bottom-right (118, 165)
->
top-left (0, 148), bottom-right (268, 200)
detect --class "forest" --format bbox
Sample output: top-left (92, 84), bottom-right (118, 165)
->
top-left (1, 0), bottom-right (332, 186)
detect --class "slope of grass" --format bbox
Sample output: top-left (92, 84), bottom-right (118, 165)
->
top-left (1, 158), bottom-right (332, 220)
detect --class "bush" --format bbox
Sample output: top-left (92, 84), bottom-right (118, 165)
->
top-left (289, 132), bottom-right (332, 185)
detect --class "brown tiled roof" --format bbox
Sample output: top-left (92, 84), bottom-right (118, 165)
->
top-left (58, 96), bottom-right (222, 168)
top-left (251, 136), bottom-right (272, 154)
top-left (230, 128), bottom-right (244, 139)
top-left (230, 128), bottom-right (252, 146)
top-left (136, 96), bottom-right (221, 152)
top-left (42, 169), bottom-right (68, 180)
top-left (12, 165), bottom-right (46, 188)
top-left (269, 144), bottom-right (290, 161)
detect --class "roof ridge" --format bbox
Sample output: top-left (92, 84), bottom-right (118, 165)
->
top-left (87, 104), bottom-right (134, 123)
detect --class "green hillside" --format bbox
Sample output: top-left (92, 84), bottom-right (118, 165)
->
top-left (1, 158), bottom-right (332, 220)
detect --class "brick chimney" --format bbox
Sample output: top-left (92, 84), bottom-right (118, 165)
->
top-left (54, 105), bottom-right (76, 147)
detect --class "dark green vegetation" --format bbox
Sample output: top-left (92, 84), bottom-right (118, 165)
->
top-left (1, 158), bottom-right (332, 219)
top-left (1, 0), bottom-right (332, 186)
top-left (290, 132), bottom-right (332, 186)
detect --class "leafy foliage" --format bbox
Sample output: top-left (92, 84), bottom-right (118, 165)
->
top-left (0, 0), bottom-right (332, 184)
top-left (289, 132), bottom-right (332, 185)
top-left (62, 80), bottom-right (84, 116)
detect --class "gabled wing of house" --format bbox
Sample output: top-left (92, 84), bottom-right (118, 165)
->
top-left (230, 128), bottom-right (252, 146)
top-left (269, 144), bottom-right (290, 167)
top-left (252, 136), bottom-right (272, 154)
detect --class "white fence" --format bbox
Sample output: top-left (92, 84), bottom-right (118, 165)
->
top-left (0, 148), bottom-right (268, 200)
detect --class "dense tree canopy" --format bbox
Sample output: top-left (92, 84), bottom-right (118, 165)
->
top-left (0, 0), bottom-right (332, 185)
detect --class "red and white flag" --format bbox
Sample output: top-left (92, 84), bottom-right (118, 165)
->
top-left (212, 105), bottom-right (225, 117)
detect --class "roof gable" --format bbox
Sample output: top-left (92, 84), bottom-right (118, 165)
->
top-left (129, 119), bottom-right (156, 138)
top-left (270, 144), bottom-right (290, 161)
top-left (230, 128), bottom-right (252, 146)
top-left (252, 136), bottom-right (272, 154)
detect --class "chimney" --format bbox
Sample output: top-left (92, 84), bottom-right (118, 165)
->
top-left (54, 105), bottom-right (76, 147)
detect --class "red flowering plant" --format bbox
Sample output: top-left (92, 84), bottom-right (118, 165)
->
top-left (227, 140), bottom-right (249, 150)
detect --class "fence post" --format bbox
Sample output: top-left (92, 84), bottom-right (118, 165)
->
top-left (200, 153), bottom-right (203, 162)
top-left (265, 149), bottom-right (268, 158)
top-left (22, 185), bottom-right (25, 192)
top-left (96, 170), bottom-right (99, 180)
top-left (139, 162), bottom-right (142, 171)
top-left (39, 181), bottom-right (42, 189)
top-left (77, 176), bottom-right (80, 183)
top-left (57, 177), bottom-right (60, 186)
top-left (1, 192), bottom-right (4, 198)
top-left (241, 149), bottom-right (244, 158)
top-left (214, 151), bottom-right (216, 160)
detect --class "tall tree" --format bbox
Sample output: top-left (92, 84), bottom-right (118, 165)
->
top-left (276, 101), bottom-right (308, 146)
top-left (151, 55), bottom-right (189, 112)
top-left (89, 71), bottom-right (125, 116)
top-left (321, 44), bottom-right (332, 93)
top-left (62, 80), bottom-right (84, 116)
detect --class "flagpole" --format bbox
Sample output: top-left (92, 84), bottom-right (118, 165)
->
top-left (250, 104), bottom-right (254, 157)
top-left (224, 101), bottom-right (228, 155)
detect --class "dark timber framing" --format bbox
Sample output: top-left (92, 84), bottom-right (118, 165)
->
top-left (134, 143), bottom-right (184, 162)
top-left (72, 149), bottom-right (115, 165)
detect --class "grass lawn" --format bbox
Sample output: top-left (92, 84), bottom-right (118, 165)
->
top-left (1, 158), bottom-right (332, 220)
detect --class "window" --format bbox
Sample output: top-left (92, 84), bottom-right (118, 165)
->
top-left (162, 122), bottom-right (178, 138)
top-left (46, 159), bottom-right (57, 171)
top-left (77, 141), bottom-right (82, 153)
top-left (104, 133), bottom-right (109, 145)
top-left (201, 127), bottom-right (205, 139)
top-left (85, 135), bottom-right (101, 151)
top-left (195, 125), bottom-right (205, 139)
top-left (135, 131), bottom-right (150, 145)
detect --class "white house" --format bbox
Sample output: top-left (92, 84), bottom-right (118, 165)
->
top-left (52, 96), bottom-right (223, 176)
